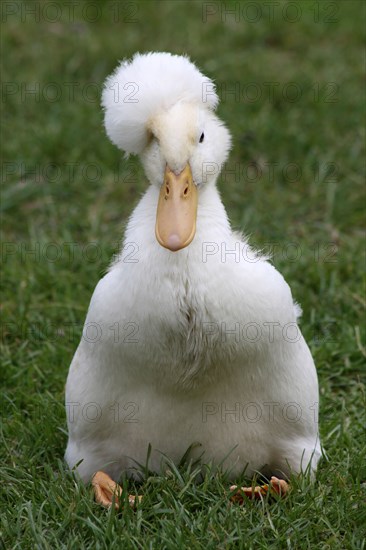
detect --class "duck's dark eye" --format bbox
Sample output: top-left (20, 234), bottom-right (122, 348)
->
top-left (199, 132), bottom-right (204, 143)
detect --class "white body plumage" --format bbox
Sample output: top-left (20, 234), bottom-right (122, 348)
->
top-left (65, 52), bottom-right (320, 482)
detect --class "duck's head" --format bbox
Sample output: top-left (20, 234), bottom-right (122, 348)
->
top-left (102, 52), bottom-right (231, 251)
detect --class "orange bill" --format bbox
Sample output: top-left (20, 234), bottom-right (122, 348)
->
top-left (155, 164), bottom-right (198, 251)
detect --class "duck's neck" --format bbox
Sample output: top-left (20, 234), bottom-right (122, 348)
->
top-left (122, 182), bottom-right (232, 261)
top-left (197, 182), bottom-right (232, 236)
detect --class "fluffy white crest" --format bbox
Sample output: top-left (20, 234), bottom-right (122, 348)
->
top-left (102, 52), bottom-right (219, 154)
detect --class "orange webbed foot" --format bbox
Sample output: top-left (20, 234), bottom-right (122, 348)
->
top-left (229, 476), bottom-right (289, 504)
top-left (92, 471), bottom-right (142, 509)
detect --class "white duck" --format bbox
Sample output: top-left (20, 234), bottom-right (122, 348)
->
top-left (65, 52), bottom-right (321, 506)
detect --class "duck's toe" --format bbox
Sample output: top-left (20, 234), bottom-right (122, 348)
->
top-left (268, 476), bottom-right (289, 496)
top-left (91, 471), bottom-right (142, 509)
top-left (229, 476), bottom-right (289, 503)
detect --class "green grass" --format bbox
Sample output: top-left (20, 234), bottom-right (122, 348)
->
top-left (1, 0), bottom-right (365, 547)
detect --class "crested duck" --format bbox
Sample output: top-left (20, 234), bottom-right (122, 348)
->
top-left (65, 52), bottom-right (321, 506)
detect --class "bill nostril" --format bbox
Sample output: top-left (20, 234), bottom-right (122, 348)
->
top-left (183, 186), bottom-right (189, 196)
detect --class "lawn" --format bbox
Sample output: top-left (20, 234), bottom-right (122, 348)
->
top-left (1, 0), bottom-right (365, 548)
